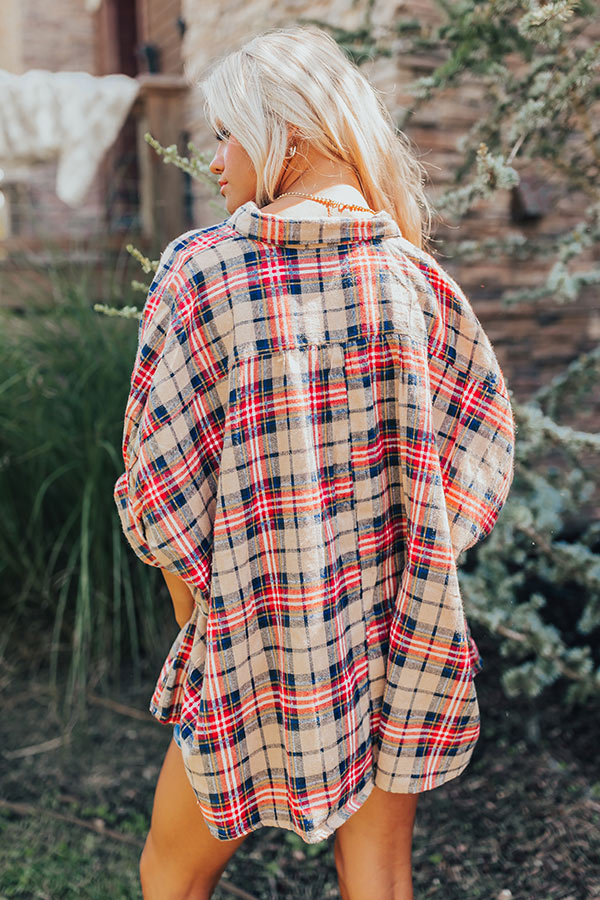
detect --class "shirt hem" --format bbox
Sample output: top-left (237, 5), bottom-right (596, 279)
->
top-left (182, 743), bottom-right (476, 845)
top-left (192, 775), bottom-right (378, 845)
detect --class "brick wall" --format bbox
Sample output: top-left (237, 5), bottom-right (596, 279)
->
top-left (139, 0), bottom-right (184, 75)
top-left (0, 0), bottom-right (187, 246)
top-left (0, 0), bottom-right (23, 74)
top-left (20, 0), bottom-right (96, 72)
top-left (1, 0), bottom-right (105, 242)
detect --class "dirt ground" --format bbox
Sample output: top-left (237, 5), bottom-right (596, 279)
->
top-left (1, 637), bottom-right (599, 900)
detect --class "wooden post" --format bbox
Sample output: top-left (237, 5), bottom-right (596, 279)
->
top-left (134, 74), bottom-right (189, 251)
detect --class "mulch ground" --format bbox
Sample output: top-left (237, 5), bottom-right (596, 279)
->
top-left (1, 639), bottom-right (598, 900)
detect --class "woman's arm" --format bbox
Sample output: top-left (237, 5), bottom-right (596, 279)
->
top-left (161, 569), bottom-right (195, 628)
top-left (114, 254), bottom-right (227, 604)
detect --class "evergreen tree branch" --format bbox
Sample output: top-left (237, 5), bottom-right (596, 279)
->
top-left (512, 399), bottom-right (600, 456)
top-left (533, 344), bottom-right (600, 418)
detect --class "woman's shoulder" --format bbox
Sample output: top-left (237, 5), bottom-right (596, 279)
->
top-left (141, 213), bottom-right (269, 339)
top-left (159, 217), bottom-right (243, 269)
top-left (151, 216), bottom-right (255, 302)
top-left (383, 235), bottom-right (504, 385)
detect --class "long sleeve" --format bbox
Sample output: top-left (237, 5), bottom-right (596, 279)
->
top-left (390, 241), bottom-right (516, 561)
top-left (114, 241), bottom-right (231, 595)
top-left (373, 240), bottom-right (516, 793)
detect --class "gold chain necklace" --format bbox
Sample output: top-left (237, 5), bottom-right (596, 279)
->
top-left (275, 191), bottom-right (376, 217)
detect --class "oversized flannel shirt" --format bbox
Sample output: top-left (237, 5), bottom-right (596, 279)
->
top-left (114, 200), bottom-right (515, 844)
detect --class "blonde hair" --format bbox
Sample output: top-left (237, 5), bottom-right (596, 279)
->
top-left (198, 24), bottom-right (434, 249)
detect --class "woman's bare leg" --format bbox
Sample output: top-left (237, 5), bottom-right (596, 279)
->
top-left (333, 784), bottom-right (419, 900)
top-left (140, 737), bottom-right (248, 900)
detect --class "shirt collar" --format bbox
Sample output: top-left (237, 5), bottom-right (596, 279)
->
top-left (227, 200), bottom-right (402, 246)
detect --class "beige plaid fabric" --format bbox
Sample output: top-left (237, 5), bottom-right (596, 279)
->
top-left (115, 201), bottom-right (516, 842)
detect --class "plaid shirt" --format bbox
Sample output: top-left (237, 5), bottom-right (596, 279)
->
top-left (114, 201), bottom-right (515, 844)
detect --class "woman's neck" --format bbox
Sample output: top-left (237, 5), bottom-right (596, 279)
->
top-left (263, 145), bottom-right (371, 217)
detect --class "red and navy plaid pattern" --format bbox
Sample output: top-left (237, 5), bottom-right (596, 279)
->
top-left (114, 201), bottom-right (515, 843)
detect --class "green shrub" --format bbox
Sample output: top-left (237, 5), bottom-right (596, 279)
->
top-left (0, 261), bottom-right (167, 714)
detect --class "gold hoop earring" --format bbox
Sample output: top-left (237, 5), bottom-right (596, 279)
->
top-left (286, 145), bottom-right (297, 160)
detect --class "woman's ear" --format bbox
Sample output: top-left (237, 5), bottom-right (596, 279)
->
top-left (285, 126), bottom-right (299, 150)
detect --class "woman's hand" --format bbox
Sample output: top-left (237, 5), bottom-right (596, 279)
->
top-left (161, 569), bottom-right (195, 628)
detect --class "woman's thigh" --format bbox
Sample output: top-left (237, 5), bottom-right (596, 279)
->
top-left (140, 736), bottom-right (248, 900)
top-left (333, 784), bottom-right (419, 900)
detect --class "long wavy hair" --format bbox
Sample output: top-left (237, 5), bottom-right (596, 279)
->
top-left (197, 24), bottom-right (435, 249)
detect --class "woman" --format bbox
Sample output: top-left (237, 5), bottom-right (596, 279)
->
top-left (114, 23), bottom-right (516, 900)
